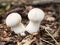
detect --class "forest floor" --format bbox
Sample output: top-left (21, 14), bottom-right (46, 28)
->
top-left (0, 3), bottom-right (60, 45)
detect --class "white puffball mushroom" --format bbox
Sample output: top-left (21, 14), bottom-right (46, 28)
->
top-left (26, 8), bottom-right (45, 34)
top-left (6, 13), bottom-right (26, 36)
top-left (6, 13), bottom-right (21, 27)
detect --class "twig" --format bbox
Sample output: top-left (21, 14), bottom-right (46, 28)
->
top-left (53, 27), bottom-right (60, 37)
top-left (40, 38), bottom-right (54, 45)
top-left (45, 29), bottom-right (59, 45)
top-left (6, 7), bottom-right (23, 14)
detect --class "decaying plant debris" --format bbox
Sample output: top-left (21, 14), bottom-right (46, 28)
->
top-left (0, 1), bottom-right (60, 45)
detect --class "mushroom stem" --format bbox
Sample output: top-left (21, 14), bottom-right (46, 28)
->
top-left (26, 21), bottom-right (40, 34)
top-left (12, 23), bottom-right (25, 34)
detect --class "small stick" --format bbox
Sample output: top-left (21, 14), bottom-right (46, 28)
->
top-left (45, 29), bottom-right (59, 45)
top-left (40, 38), bottom-right (54, 45)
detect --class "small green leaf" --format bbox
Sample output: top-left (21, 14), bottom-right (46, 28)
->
top-left (0, 0), bottom-right (2, 4)
top-left (0, 9), bottom-right (3, 14)
top-left (5, 4), bottom-right (10, 10)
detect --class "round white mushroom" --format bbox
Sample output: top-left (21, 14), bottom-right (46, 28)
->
top-left (26, 8), bottom-right (45, 34)
top-left (6, 13), bottom-right (26, 36)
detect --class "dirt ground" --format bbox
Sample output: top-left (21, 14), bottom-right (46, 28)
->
top-left (0, 2), bottom-right (60, 45)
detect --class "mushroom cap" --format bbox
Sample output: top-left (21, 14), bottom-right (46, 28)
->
top-left (6, 13), bottom-right (22, 27)
top-left (28, 8), bottom-right (45, 22)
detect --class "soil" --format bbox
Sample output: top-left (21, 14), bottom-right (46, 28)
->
top-left (0, 3), bottom-right (60, 45)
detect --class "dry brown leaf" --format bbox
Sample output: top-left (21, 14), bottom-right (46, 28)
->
top-left (17, 42), bottom-right (22, 45)
top-left (45, 15), bottom-right (55, 21)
